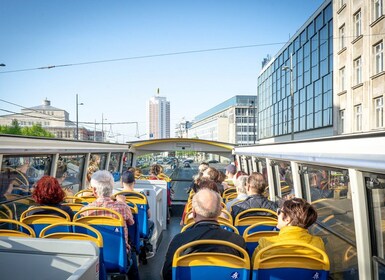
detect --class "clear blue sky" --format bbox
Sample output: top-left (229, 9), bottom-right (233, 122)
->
top-left (0, 0), bottom-right (325, 142)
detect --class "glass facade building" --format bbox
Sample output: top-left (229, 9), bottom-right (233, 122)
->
top-left (258, 0), bottom-right (333, 141)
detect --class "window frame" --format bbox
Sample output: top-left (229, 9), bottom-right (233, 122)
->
top-left (374, 41), bottom-right (384, 74)
top-left (375, 96), bottom-right (384, 128)
top-left (355, 104), bottom-right (363, 131)
top-left (354, 10), bottom-right (362, 38)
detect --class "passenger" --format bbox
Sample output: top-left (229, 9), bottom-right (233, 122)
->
top-left (255, 197), bottom-right (325, 258)
top-left (226, 175), bottom-right (249, 211)
top-left (28, 175), bottom-right (74, 220)
top-left (148, 164), bottom-right (162, 180)
top-left (225, 164), bottom-right (237, 187)
top-left (80, 170), bottom-right (138, 280)
top-left (180, 178), bottom-right (219, 225)
top-left (162, 188), bottom-right (246, 280)
top-left (218, 171), bottom-right (229, 190)
top-left (202, 167), bottom-right (224, 195)
top-left (117, 170), bottom-right (155, 262)
top-left (76, 164), bottom-right (98, 197)
top-left (231, 172), bottom-right (278, 220)
top-left (186, 162), bottom-right (209, 194)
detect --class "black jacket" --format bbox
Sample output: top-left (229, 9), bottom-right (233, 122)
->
top-left (231, 194), bottom-right (278, 220)
top-left (162, 220), bottom-right (246, 280)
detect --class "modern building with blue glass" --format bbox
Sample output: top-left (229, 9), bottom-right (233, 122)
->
top-left (258, 0), bottom-right (333, 142)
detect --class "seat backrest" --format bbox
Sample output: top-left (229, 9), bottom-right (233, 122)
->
top-left (172, 239), bottom-right (250, 280)
top-left (180, 220), bottom-right (239, 235)
top-left (73, 207), bottom-right (128, 274)
top-left (0, 204), bottom-right (13, 220)
top-left (225, 192), bottom-right (238, 203)
top-left (40, 221), bottom-right (106, 280)
top-left (252, 241), bottom-right (330, 280)
top-left (234, 208), bottom-right (278, 235)
top-left (222, 187), bottom-right (237, 199)
top-left (62, 203), bottom-right (85, 214)
top-left (220, 209), bottom-right (233, 224)
top-left (20, 206), bottom-right (71, 236)
top-left (0, 219), bottom-right (36, 237)
top-left (64, 196), bottom-right (86, 204)
top-left (243, 221), bottom-right (279, 256)
top-left (115, 191), bottom-right (149, 238)
top-left (127, 202), bottom-right (140, 252)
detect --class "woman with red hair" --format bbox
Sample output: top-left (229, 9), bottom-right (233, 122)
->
top-left (28, 175), bottom-right (74, 220)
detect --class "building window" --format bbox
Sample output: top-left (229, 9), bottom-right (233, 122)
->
top-left (354, 57), bottom-right (362, 84)
top-left (354, 11), bottom-right (362, 37)
top-left (355, 104), bottom-right (363, 131)
top-left (375, 96), bottom-right (384, 128)
top-left (374, 0), bottom-right (383, 21)
top-left (374, 41), bottom-right (384, 74)
top-left (339, 109), bottom-right (345, 133)
top-left (340, 67), bottom-right (346, 91)
top-left (339, 25), bottom-right (346, 50)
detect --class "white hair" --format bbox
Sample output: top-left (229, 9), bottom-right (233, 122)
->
top-left (235, 175), bottom-right (248, 195)
top-left (90, 170), bottom-right (114, 197)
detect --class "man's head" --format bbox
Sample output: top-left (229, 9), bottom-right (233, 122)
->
top-left (192, 188), bottom-right (222, 222)
top-left (225, 164), bottom-right (236, 177)
top-left (90, 170), bottom-right (114, 198)
top-left (247, 172), bottom-right (267, 195)
top-left (121, 170), bottom-right (135, 187)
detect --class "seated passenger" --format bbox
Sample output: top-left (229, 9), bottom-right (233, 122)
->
top-left (117, 170), bottom-right (155, 261)
top-left (225, 164), bottom-right (237, 187)
top-left (28, 176), bottom-right (74, 220)
top-left (162, 188), bottom-right (246, 280)
top-left (202, 167), bottom-right (224, 195)
top-left (226, 175), bottom-right (249, 211)
top-left (255, 197), bottom-right (325, 257)
top-left (80, 170), bottom-right (138, 280)
top-left (148, 164), bottom-right (162, 180)
top-left (231, 172), bottom-right (278, 220)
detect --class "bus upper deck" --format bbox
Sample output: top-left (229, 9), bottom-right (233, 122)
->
top-left (0, 133), bottom-right (384, 279)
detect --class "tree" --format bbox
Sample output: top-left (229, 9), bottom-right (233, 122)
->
top-left (21, 124), bottom-right (54, 137)
top-left (0, 120), bottom-right (54, 138)
top-left (0, 119), bottom-right (22, 135)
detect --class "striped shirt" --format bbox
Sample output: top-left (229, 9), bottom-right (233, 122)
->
top-left (81, 197), bottom-right (134, 249)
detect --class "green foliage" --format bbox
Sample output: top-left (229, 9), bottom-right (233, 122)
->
top-left (0, 120), bottom-right (54, 138)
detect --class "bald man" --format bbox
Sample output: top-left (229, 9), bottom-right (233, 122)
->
top-left (162, 188), bottom-right (246, 280)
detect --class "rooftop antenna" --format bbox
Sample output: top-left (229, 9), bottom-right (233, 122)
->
top-left (157, 88), bottom-right (160, 96)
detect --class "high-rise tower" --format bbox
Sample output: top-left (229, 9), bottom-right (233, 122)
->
top-left (147, 88), bottom-right (170, 139)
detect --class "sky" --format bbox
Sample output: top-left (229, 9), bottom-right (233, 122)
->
top-left (0, 0), bottom-right (325, 142)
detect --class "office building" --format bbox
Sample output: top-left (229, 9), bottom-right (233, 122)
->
top-left (147, 90), bottom-right (171, 139)
top-left (189, 95), bottom-right (258, 145)
top-left (257, 0), bottom-right (333, 143)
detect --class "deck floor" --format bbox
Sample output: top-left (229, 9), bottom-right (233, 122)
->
top-left (139, 207), bottom-right (184, 280)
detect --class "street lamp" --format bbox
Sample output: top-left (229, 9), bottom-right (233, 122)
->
top-left (76, 94), bottom-right (84, 140)
top-left (282, 53), bottom-right (294, 141)
top-left (250, 100), bottom-right (256, 144)
top-left (101, 114), bottom-right (107, 142)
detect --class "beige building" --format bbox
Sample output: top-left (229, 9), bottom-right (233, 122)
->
top-left (334, 0), bottom-right (385, 134)
top-left (0, 99), bottom-right (100, 141)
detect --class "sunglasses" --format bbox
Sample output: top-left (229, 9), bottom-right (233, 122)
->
top-left (277, 208), bottom-right (284, 215)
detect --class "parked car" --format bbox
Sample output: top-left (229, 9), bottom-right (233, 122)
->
top-left (208, 159), bottom-right (219, 163)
